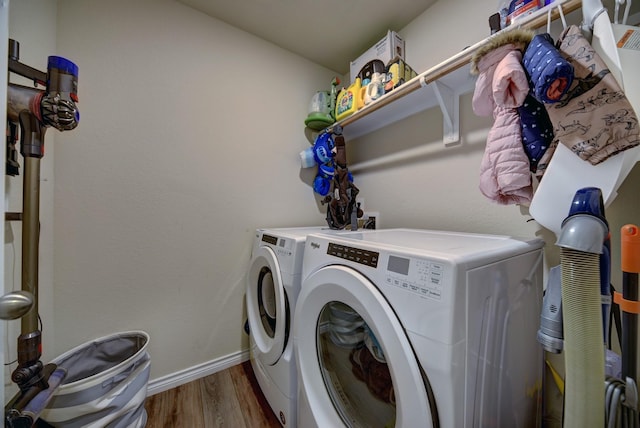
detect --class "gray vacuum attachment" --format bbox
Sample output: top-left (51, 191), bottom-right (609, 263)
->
top-left (538, 265), bottom-right (564, 353)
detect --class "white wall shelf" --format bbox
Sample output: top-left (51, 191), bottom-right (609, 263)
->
top-left (330, 0), bottom-right (582, 145)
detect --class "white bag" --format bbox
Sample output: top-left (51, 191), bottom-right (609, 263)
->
top-left (39, 331), bottom-right (150, 428)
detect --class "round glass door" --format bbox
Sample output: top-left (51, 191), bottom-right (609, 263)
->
top-left (246, 246), bottom-right (286, 365)
top-left (257, 266), bottom-right (277, 337)
top-left (318, 301), bottom-right (396, 427)
top-left (294, 265), bottom-right (437, 428)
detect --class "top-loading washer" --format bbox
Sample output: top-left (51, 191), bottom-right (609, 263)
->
top-left (246, 226), bottom-right (362, 427)
top-left (293, 228), bottom-right (544, 427)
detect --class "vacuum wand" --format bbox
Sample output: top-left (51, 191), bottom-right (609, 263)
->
top-left (5, 39), bottom-right (79, 426)
top-left (620, 225), bottom-right (640, 382)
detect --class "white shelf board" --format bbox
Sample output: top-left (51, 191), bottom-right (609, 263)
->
top-left (330, 0), bottom-right (582, 143)
top-left (341, 65), bottom-right (476, 141)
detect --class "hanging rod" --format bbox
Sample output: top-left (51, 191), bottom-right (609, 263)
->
top-left (330, 0), bottom-right (582, 132)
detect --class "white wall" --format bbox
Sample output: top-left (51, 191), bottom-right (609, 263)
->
top-left (5, 0), bottom-right (640, 402)
top-left (50, 0), bottom-right (335, 382)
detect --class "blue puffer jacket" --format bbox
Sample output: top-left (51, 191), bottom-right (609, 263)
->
top-left (518, 94), bottom-right (554, 175)
top-left (522, 33), bottom-right (573, 104)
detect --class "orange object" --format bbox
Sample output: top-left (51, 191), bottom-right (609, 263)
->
top-left (614, 291), bottom-right (640, 314)
top-left (621, 224), bottom-right (640, 273)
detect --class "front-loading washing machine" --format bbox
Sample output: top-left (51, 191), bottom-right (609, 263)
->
top-left (246, 226), bottom-right (360, 427)
top-left (293, 228), bottom-right (544, 427)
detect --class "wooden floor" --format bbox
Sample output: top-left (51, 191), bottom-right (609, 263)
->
top-left (144, 361), bottom-right (282, 428)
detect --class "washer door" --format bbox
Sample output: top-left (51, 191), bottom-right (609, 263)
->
top-left (246, 246), bottom-right (287, 365)
top-left (295, 265), bottom-right (438, 428)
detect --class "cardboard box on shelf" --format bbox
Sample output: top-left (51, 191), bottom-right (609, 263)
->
top-left (350, 30), bottom-right (404, 84)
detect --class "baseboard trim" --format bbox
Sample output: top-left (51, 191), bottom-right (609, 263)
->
top-left (146, 349), bottom-right (250, 396)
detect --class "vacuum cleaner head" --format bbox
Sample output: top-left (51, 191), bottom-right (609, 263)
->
top-left (557, 187), bottom-right (609, 254)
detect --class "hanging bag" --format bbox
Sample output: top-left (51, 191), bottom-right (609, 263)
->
top-left (544, 25), bottom-right (640, 165)
top-left (324, 132), bottom-right (362, 230)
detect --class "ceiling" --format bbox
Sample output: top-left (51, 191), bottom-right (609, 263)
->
top-left (177, 0), bottom-right (438, 74)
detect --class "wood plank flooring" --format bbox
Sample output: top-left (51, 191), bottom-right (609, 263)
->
top-left (144, 361), bottom-right (282, 428)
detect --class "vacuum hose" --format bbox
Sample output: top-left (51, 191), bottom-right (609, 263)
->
top-left (556, 187), bottom-right (609, 427)
top-left (560, 247), bottom-right (605, 427)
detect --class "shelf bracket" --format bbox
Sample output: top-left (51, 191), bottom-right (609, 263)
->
top-left (430, 79), bottom-right (460, 146)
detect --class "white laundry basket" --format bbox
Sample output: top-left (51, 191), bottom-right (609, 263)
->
top-left (39, 331), bottom-right (150, 428)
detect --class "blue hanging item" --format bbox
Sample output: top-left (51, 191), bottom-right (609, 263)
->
top-left (300, 131), bottom-right (339, 196)
top-left (518, 94), bottom-right (554, 175)
top-left (298, 128), bottom-right (362, 227)
top-left (299, 131), bottom-right (335, 168)
top-left (313, 164), bottom-right (334, 196)
top-left (312, 164), bottom-right (355, 197)
top-left (522, 33), bottom-right (574, 104)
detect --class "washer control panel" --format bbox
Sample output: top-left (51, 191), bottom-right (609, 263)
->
top-left (262, 233), bottom-right (293, 258)
top-left (327, 243), bottom-right (379, 268)
top-left (385, 255), bottom-right (445, 301)
top-left (261, 234), bottom-right (278, 246)
top-left (326, 241), bottom-right (446, 301)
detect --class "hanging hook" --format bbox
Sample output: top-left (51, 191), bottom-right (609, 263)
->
top-left (547, 2), bottom-right (568, 36)
top-left (582, 0), bottom-right (607, 34)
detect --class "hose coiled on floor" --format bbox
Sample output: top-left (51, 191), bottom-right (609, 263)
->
top-left (605, 375), bottom-right (639, 428)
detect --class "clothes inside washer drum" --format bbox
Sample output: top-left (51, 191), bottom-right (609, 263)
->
top-left (349, 346), bottom-right (395, 405)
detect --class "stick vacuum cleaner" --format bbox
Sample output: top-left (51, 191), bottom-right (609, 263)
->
top-left (537, 187), bottom-right (610, 427)
top-left (4, 39), bottom-right (79, 428)
top-left (538, 189), bottom-right (640, 425)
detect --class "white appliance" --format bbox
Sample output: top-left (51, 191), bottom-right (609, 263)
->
top-left (246, 226), bottom-right (353, 427)
top-left (293, 229), bottom-right (544, 427)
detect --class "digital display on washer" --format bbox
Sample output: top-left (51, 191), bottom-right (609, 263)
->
top-left (261, 234), bottom-right (278, 246)
top-left (387, 255), bottom-right (410, 276)
top-left (327, 243), bottom-right (378, 268)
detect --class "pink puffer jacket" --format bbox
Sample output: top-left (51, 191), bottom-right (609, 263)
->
top-left (472, 43), bottom-right (533, 205)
